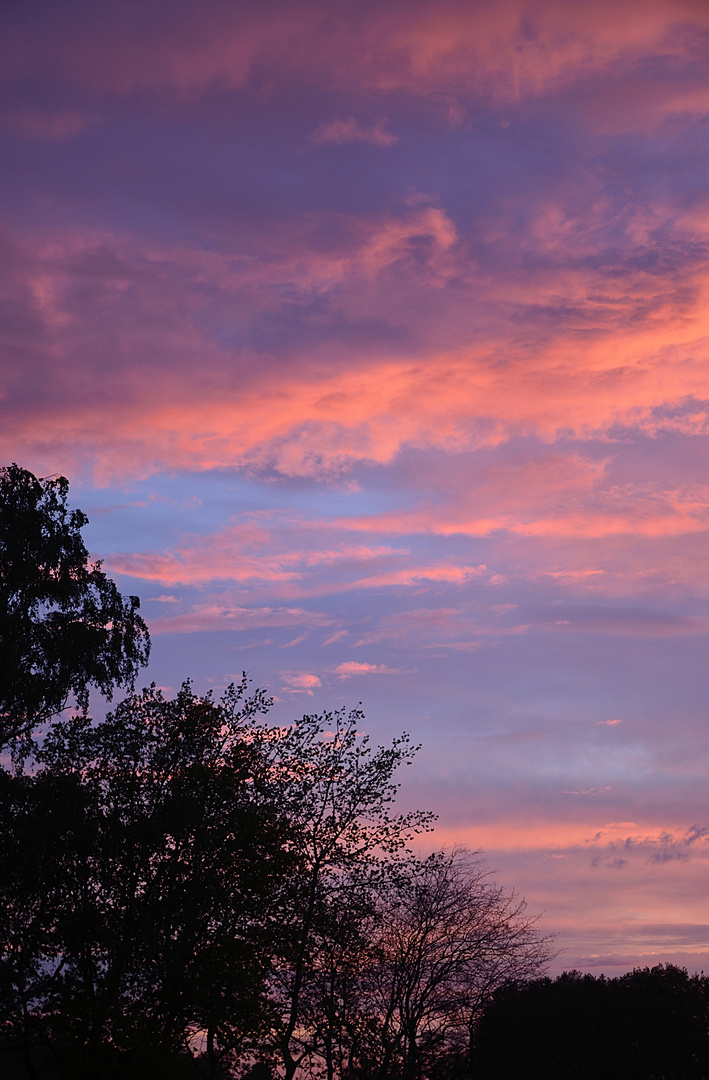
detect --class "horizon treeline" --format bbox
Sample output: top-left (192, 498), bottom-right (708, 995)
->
top-left (1, 464), bottom-right (708, 1080)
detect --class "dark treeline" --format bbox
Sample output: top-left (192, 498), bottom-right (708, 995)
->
top-left (472, 966), bottom-right (709, 1079)
top-left (1, 465), bottom-right (707, 1080)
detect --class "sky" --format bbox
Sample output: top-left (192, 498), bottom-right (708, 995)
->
top-left (3, 0), bottom-right (709, 975)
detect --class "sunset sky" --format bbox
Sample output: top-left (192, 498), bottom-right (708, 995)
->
top-left (3, 0), bottom-right (709, 974)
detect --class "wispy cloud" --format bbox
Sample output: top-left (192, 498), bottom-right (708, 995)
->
top-left (0, 107), bottom-right (99, 141)
top-left (594, 826), bottom-right (709, 867)
top-left (334, 661), bottom-right (402, 678)
top-left (147, 604), bottom-right (334, 635)
top-left (310, 117), bottom-right (397, 147)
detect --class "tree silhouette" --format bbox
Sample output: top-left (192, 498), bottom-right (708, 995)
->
top-left (0, 464), bottom-right (150, 750)
top-left (471, 964), bottom-right (709, 1079)
top-left (359, 849), bottom-right (552, 1080)
top-left (264, 708), bottom-right (435, 1080)
top-left (0, 679), bottom-right (293, 1079)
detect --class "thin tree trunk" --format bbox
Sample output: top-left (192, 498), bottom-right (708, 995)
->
top-left (207, 1026), bottom-right (218, 1079)
top-left (280, 859), bottom-right (321, 1080)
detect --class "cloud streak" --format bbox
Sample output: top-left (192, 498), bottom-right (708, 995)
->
top-left (4, 0), bottom-right (709, 111)
top-left (310, 117), bottom-right (397, 147)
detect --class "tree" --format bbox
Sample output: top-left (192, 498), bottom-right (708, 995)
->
top-left (0, 679), bottom-right (295, 1079)
top-left (263, 707), bottom-right (435, 1080)
top-left (358, 849), bottom-right (552, 1080)
top-left (0, 464), bottom-right (150, 749)
top-left (471, 964), bottom-right (709, 1079)
top-left (255, 720), bottom-right (550, 1080)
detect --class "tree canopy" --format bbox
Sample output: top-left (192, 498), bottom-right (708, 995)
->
top-left (0, 679), bottom-right (293, 1079)
top-left (0, 685), bottom-right (552, 1080)
top-left (0, 464), bottom-right (150, 749)
top-left (472, 965), bottom-right (709, 1079)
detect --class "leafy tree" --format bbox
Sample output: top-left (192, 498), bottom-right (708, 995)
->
top-left (264, 708), bottom-right (435, 1080)
top-left (0, 464), bottom-right (150, 749)
top-left (0, 683), bottom-right (555, 1080)
top-left (616, 964), bottom-right (709, 1080)
top-left (0, 679), bottom-right (294, 1079)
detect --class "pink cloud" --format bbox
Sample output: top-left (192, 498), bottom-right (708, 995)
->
top-left (147, 603), bottom-right (334, 635)
top-left (334, 661), bottom-right (401, 678)
top-left (4, 0), bottom-right (708, 109)
top-left (577, 76), bottom-right (709, 135)
top-left (0, 107), bottom-right (99, 141)
top-left (6, 197), bottom-right (709, 495)
top-left (349, 565), bottom-right (487, 588)
top-left (433, 817), bottom-right (707, 854)
top-left (110, 515), bottom-right (304, 584)
top-left (108, 515), bottom-right (410, 590)
top-left (116, 551), bottom-right (300, 586)
top-left (282, 672), bottom-right (322, 695)
top-left (560, 786), bottom-right (613, 796)
top-left (337, 454), bottom-right (709, 542)
top-left (286, 672), bottom-right (321, 687)
top-left (352, 605), bottom-right (529, 651)
top-left (310, 117), bottom-right (397, 147)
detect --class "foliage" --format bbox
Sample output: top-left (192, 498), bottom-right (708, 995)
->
top-left (471, 964), bottom-right (709, 1079)
top-left (262, 720), bottom-right (552, 1080)
top-left (0, 686), bottom-right (553, 1080)
top-left (0, 463), bottom-right (150, 749)
top-left (264, 708), bottom-right (436, 1080)
top-left (0, 679), bottom-right (293, 1079)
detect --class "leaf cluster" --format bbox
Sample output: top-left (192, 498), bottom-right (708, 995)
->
top-left (0, 464), bottom-right (150, 749)
top-left (0, 680), bottom-right (292, 1078)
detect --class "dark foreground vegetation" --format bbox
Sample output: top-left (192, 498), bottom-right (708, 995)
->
top-left (1, 465), bottom-right (707, 1079)
top-left (473, 965), bottom-right (709, 1079)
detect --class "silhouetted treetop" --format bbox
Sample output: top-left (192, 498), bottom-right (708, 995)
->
top-left (0, 463), bottom-right (150, 748)
top-left (472, 963), bottom-right (709, 1080)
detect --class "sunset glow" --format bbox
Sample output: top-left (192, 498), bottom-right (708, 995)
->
top-left (3, 0), bottom-right (709, 974)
